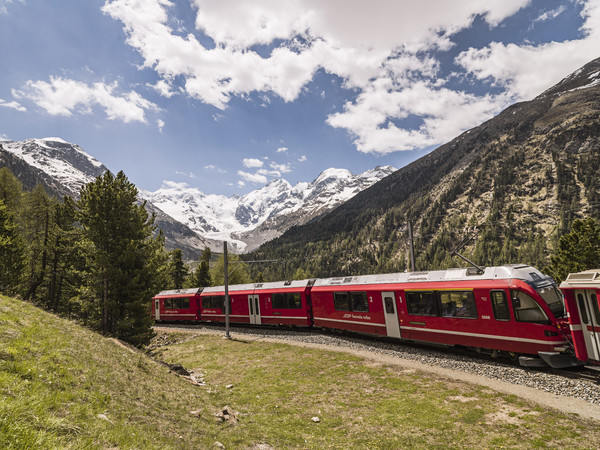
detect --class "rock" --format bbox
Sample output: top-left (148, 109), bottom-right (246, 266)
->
top-left (97, 413), bottom-right (112, 424)
top-left (168, 364), bottom-right (190, 376)
top-left (213, 442), bottom-right (225, 449)
top-left (311, 416), bottom-right (320, 423)
top-left (226, 384), bottom-right (234, 389)
top-left (216, 406), bottom-right (238, 424)
top-left (190, 410), bottom-right (202, 416)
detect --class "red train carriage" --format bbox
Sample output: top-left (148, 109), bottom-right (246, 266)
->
top-left (199, 280), bottom-right (313, 326)
top-left (153, 288), bottom-right (202, 322)
top-left (560, 269), bottom-right (600, 366)
top-left (312, 265), bottom-right (579, 368)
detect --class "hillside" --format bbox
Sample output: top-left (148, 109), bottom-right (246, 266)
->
top-left (248, 57), bottom-right (600, 280)
top-left (3, 295), bottom-right (599, 448)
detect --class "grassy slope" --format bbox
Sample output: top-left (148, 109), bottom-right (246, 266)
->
top-left (2, 295), bottom-right (600, 449)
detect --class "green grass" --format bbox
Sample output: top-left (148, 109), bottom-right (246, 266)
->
top-left (2, 294), bottom-right (600, 449)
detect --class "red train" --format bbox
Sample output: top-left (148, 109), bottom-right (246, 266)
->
top-left (153, 264), bottom-right (587, 369)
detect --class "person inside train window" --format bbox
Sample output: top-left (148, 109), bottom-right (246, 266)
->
top-left (511, 290), bottom-right (549, 324)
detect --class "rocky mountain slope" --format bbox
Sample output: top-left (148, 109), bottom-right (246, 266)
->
top-left (248, 57), bottom-right (600, 280)
top-left (142, 166), bottom-right (396, 252)
top-left (0, 138), bottom-right (395, 257)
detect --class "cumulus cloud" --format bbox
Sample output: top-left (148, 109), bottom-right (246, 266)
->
top-left (276, 146), bottom-right (288, 153)
top-left (455, 1), bottom-right (600, 100)
top-left (13, 76), bottom-right (158, 123)
top-left (0, 98), bottom-right (26, 112)
top-left (238, 170), bottom-right (268, 184)
top-left (298, 155), bottom-right (307, 162)
top-left (102, 0), bottom-right (598, 154)
top-left (242, 158), bottom-right (264, 168)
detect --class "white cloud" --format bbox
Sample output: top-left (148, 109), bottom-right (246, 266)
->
top-left (298, 155), bottom-right (307, 162)
top-left (147, 79), bottom-right (176, 98)
top-left (204, 164), bottom-right (227, 173)
top-left (13, 76), bottom-right (158, 123)
top-left (455, 1), bottom-right (600, 100)
top-left (269, 161), bottom-right (292, 174)
top-left (242, 158), bottom-right (264, 168)
top-left (0, 98), bottom-right (26, 112)
top-left (157, 118), bottom-right (165, 132)
top-left (176, 170), bottom-right (195, 178)
top-left (0, 0), bottom-right (23, 15)
top-left (276, 146), bottom-right (288, 153)
top-left (533, 5), bottom-right (567, 23)
top-left (104, 0), bottom-right (600, 154)
top-left (238, 170), bottom-right (268, 184)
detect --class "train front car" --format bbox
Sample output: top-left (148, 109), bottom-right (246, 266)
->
top-left (152, 288), bottom-right (202, 322)
top-left (311, 265), bottom-right (580, 368)
top-left (560, 269), bottom-right (600, 367)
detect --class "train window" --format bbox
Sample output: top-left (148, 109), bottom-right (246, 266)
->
top-left (406, 291), bottom-right (438, 316)
top-left (333, 291), bottom-right (369, 312)
top-left (592, 294), bottom-right (600, 325)
top-left (384, 297), bottom-right (395, 314)
top-left (351, 292), bottom-right (369, 312)
top-left (272, 293), bottom-right (302, 309)
top-left (334, 292), bottom-right (350, 311)
top-left (439, 291), bottom-right (477, 319)
top-left (203, 295), bottom-right (229, 310)
top-left (577, 294), bottom-right (589, 324)
top-left (490, 291), bottom-right (510, 321)
top-left (511, 290), bottom-right (549, 324)
top-left (164, 298), bottom-right (173, 309)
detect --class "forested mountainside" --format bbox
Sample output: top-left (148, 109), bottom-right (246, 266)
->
top-left (247, 58), bottom-right (600, 280)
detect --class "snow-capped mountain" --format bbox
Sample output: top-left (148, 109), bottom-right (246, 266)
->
top-left (141, 165), bottom-right (397, 252)
top-left (0, 138), bottom-right (107, 198)
top-left (1, 137), bottom-right (396, 255)
top-left (0, 137), bottom-right (209, 259)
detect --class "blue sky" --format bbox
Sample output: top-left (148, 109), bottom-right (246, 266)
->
top-left (1, 0), bottom-right (599, 196)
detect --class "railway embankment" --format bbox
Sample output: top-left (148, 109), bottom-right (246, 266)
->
top-left (3, 294), bottom-right (600, 448)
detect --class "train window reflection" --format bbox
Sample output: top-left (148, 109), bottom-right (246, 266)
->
top-left (591, 294), bottom-right (600, 325)
top-left (439, 291), bottom-right (477, 319)
top-left (406, 291), bottom-right (437, 316)
top-left (511, 290), bottom-right (549, 324)
top-left (578, 294), bottom-right (589, 324)
top-left (491, 291), bottom-right (510, 321)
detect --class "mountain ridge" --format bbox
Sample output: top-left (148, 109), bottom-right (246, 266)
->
top-left (247, 57), bottom-right (600, 280)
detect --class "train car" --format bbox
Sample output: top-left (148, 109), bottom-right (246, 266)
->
top-left (200, 283), bottom-right (255, 324)
top-left (199, 280), bottom-right (314, 326)
top-left (560, 269), bottom-right (600, 367)
top-left (252, 280), bottom-right (314, 326)
top-left (311, 265), bottom-right (580, 368)
top-left (153, 288), bottom-right (202, 322)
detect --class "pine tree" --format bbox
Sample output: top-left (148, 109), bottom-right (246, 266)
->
top-left (210, 252), bottom-right (251, 286)
top-left (168, 248), bottom-right (188, 289)
top-left (77, 171), bottom-right (164, 346)
top-left (0, 199), bottom-right (25, 295)
top-left (189, 247), bottom-right (212, 287)
top-left (546, 218), bottom-right (600, 283)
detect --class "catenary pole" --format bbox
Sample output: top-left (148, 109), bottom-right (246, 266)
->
top-left (224, 241), bottom-right (231, 339)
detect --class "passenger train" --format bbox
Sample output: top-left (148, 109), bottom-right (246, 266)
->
top-left (152, 264), bottom-right (600, 369)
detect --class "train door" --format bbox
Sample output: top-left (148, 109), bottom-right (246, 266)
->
top-left (575, 290), bottom-right (600, 361)
top-left (382, 291), bottom-right (401, 338)
top-left (155, 299), bottom-right (160, 321)
top-left (248, 295), bottom-right (261, 325)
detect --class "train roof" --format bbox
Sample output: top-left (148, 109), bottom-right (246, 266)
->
top-left (312, 264), bottom-right (549, 288)
top-left (560, 269), bottom-right (600, 289)
top-left (154, 288), bottom-right (202, 297)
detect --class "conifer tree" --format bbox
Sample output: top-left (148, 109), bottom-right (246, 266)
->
top-left (546, 218), bottom-right (600, 283)
top-left (189, 247), bottom-right (212, 287)
top-left (210, 252), bottom-right (251, 286)
top-left (168, 248), bottom-right (188, 289)
top-left (77, 171), bottom-right (164, 346)
top-left (0, 199), bottom-right (25, 295)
